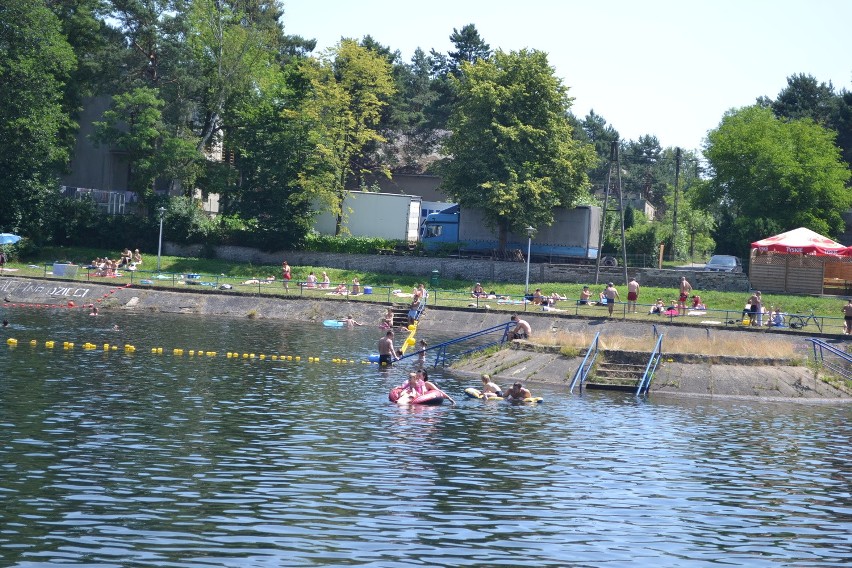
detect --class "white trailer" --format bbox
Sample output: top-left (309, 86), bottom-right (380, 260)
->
top-left (312, 191), bottom-right (422, 241)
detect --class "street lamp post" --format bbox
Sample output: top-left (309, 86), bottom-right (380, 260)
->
top-left (157, 207), bottom-right (166, 272)
top-left (524, 226), bottom-right (535, 295)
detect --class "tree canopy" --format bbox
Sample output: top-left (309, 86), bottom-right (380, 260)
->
top-left (440, 49), bottom-right (595, 250)
top-left (699, 105), bottom-right (851, 248)
top-left (0, 0), bottom-right (76, 236)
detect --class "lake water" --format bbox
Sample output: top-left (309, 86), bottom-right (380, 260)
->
top-left (1, 309), bottom-right (850, 567)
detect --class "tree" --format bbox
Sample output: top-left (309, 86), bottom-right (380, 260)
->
top-left (622, 135), bottom-right (662, 203)
top-left (267, 40), bottom-right (394, 236)
top-left (92, 87), bottom-right (198, 198)
top-left (424, 24), bottom-right (492, 134)
top-left (699, 105), bottom-right (851, 241)
top-left (447, 23), bottom-right (492, 75)
top-left (0, 0), bottom-right (76, 238)
top-left (223, 63), bottom-right (316, 248)
top-left (770, 73), bottom-right (837, 125)
top-left (103, 0), bottom-right (283, 199)
top-left (762, 73), bottom-right (852, 172)
top-left (440, 49), bottom-right (595, 251)
top-left (578, 110), bottom-right (619, 193)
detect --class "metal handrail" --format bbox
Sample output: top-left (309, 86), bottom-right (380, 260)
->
top-left (569, 331), bottom-right (601, 394)
top-left (807, 338), bottom-right (852, 380)
top-left (429, 321), bottom-right (515, 367)
top-left (636, 333), bottom-right (664, 397)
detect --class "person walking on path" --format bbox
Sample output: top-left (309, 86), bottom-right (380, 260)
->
top-left (678, 276), bottom-right (693, 315)
top-left (604, 282), bottom-right (620, 316)
top-left (627, 277), bottom-right (640, 314)
top-left (842, 299), bottom-right (852, 334)
top-left (281, 261), bottom-right (291, 291)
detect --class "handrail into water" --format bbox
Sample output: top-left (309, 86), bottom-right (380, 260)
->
top-left (429, 321), bottom-right (515, 367)
top-left (807, 338), bottom-right (852, 381)
top-left (636, 333), bottom-right (664, 397)
top-left (569, 331), bottom-right (601, 394)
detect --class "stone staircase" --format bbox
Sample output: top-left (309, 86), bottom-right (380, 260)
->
top-left (586, 359), bottom-right (647, 392)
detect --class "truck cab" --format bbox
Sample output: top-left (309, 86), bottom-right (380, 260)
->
top-left (421, 205), bottom-right (460, 249)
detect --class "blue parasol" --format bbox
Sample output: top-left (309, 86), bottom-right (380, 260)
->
top-left (0, 233), bottom-right (22, 245)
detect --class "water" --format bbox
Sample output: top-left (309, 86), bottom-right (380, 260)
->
top-left (1, 309), bottom-right (850, 567)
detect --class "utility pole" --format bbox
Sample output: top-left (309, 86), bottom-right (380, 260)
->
top-left (595, 141), bottom-right (629, 286)
top-left (671, 147), bottom-right (681, 262)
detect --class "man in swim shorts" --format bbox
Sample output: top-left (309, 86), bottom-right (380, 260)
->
top-left (377, 330), bottom-right (398, 366)
top-left (627, 277), bottom-right (640, 314)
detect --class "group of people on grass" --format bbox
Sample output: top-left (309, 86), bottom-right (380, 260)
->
top-left (88, 248), bottom-right (142, 277)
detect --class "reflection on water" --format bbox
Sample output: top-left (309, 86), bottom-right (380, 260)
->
top-left (1, 310), bottom-right (850, 566)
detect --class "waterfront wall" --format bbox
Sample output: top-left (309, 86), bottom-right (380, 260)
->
top-left (164, 243), bottom-right (751, 292)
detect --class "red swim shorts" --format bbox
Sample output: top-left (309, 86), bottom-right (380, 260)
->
top-left (627, 292), bottom-right (638, 301)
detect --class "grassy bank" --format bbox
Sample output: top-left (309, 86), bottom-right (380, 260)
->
top-left (5, 246), bottom-right (849, 331)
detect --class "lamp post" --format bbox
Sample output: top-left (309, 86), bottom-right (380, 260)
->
top-left (156, 207), bottom-right (166, 272)
top-left (524, 226), bottom-right (535, 295)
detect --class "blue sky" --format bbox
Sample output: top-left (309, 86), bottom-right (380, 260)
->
top-left (281, 0), bottom-right (851, 152)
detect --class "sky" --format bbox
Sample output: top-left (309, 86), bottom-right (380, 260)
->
top-left (281, 0), bottom-right (851, 152)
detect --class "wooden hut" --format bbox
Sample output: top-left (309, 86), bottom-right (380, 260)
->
top-left (749, 228), bottom-right (852, 295)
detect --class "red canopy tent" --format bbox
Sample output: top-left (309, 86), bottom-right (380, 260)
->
top-left (750, 227), bottom-right (852, 294)
top-left (751, 227), bottom-right (845, 256)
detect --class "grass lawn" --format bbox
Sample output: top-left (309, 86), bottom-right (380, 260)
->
top-left (4, 245), bottom-right (848, 331)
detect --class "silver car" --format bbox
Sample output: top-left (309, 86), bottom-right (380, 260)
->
top-left (704, 255), bottom-right (742, 273)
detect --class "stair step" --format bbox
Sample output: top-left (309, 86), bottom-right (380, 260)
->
top-left (591, 376), bottom-right (640, 385)
top-left (585, 381), bottom-right (638, 392)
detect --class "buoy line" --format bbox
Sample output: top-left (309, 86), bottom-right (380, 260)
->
top-left (4, 337), bottom-right (373, 364)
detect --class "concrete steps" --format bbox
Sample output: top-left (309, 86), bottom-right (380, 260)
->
top-left (586, 361), bottom-right (647, 391)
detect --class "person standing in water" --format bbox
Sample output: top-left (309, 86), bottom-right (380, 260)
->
top-left (377, 330), bottom-right (398, 366)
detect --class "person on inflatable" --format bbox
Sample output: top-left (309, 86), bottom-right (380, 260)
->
top-left (417, 369), bottom-right (456, 405)
top-left (479, 374), bottom-right (503, 399)
top-left (504, 382), bottom-right (533, 402)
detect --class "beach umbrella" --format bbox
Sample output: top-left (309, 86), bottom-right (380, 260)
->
top-left (0, 233), bottom-right (21, 245)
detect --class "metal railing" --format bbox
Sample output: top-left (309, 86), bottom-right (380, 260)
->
top-left (569, 331), bottom-right (601, 394)
top-left (807, 338), bottom-right (852, 381)
top-left (428, 321), bottom-right (515, 367)
top-left (636, 333), bottom-right (664, 397)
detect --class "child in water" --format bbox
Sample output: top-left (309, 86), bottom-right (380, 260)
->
top-left (479, 374), bottom-right (503, 399)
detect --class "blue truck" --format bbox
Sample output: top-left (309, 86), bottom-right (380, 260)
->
top-left (421, 205), bottom-right (602, 261)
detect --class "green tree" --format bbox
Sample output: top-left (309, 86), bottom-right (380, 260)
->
top-left (762, 73), bottom-right (852, 171)
top-left (424, 24), bottom-right (492, 134)
top-left (92, 87), bottom-right (198, 198)
top-left (769, 73), bottom-right (837, 125)
top-left (103, 0), bottom-right (283, 198)
top-left (313, 39), bottom-right (395, 234)
top-left (578, 110), bottom-right (619, 193)
top-left (440, 49), bottom-right (595, 250)
top-left (0, 0), bottom-right (76, 238)
top-left (447, 23), bottom-right (492, 75)
top-left (699, 105), bottom-right (851, 240)
top-left (223, 63), bottom-right (316, 248)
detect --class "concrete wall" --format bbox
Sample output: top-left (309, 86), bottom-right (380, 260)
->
top-left (164, 242), bottom-right (751, 291)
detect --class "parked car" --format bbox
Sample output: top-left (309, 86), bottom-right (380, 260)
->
top-left (704, 255), bottom-right (743, 273)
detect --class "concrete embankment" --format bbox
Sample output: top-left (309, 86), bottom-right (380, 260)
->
top-left (2, 276), bottom-right (850, 402)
